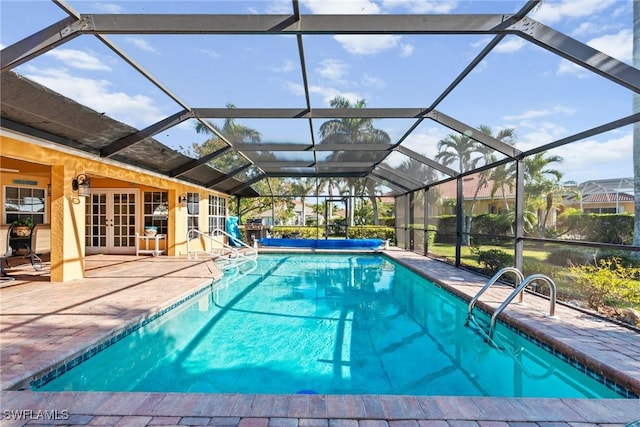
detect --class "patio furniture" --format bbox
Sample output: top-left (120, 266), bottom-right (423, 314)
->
top-left (29, 223), bottom-right (50, 271)
top-left (136, 232), bottom-right (166, 256)
top-left (0, 224), bottom-right (15, 281)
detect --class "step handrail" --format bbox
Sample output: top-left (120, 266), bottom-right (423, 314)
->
top-left (186, 228), bottom-right (257, 260)
top-left (210, 228), bottom-right (258, 259)
top-left (487, 273), bottom-right (557, 338)
top-left (466, 267), bottom-right (524, 322)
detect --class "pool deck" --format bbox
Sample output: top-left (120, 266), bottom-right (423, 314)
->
top-left (1, 250), bottom-right (639, 426)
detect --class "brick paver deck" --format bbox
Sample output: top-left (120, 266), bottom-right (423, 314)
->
top-left (1, 251), bottom-right (639, 426)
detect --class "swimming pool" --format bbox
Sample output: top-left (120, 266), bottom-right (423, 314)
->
top-left (33, 253), bottom-right (625, 398)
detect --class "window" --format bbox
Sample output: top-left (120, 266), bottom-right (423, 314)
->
top-left (143, 191), bottom-right (168, 235)
top-left (208, 195), bottom-right (227, 233)
top-left (187, 192), bottom-right (200, 234)
top-left (4, 186), bottom-right (46, 224)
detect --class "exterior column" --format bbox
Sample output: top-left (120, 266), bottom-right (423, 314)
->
top-left (50, 165), bottom-right (85, 282)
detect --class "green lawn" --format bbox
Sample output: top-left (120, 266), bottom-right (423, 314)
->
top-left (428, 243), bottom-right (548, 267)
top-left (426, 243), bottom-right (640, 315)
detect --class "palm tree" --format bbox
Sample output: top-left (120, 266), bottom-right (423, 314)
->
top-left (189, 103), bottom-right (283, 223)
top-left (523, 151), bottom-right (564, 236)
top-left (192, 103), bottom-right (262, 180)
top-left (291, 178), bottom-right (316, 226)
top-left (435, 126), bottom-right (516, 244)
top-left (319, 96), bottom-right (391, 225)
top-left (489, 162), bottom-right (516, 213)
top-left (194, 103), bottom-right (260, 145)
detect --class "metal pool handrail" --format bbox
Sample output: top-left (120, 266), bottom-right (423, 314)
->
top-left (487, 273), bottom-right (558, 339)
top-left (466, 267), bottom-right (524, 323)
top-left (186, 228), bottom-right (257, 261)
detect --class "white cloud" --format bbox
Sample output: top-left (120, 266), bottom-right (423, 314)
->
top-left (334, 34), bottom-right (402, 55)
top-left (301, 0), bottom-right (380, 14)
top-left (194, 48), bottom-right (221, 59)
top-left (301, 0), bottom-right (403, 55)
top-left (125, 37), bottom-right (156, 53)
top-left (44, 49), bottom-right (111, 71)
top-left (22, 66), bottom-right (164, 127)
top-left (316, 59), bottom-right (349, 83)
top-left (94, 3), bottom-right (123, 13)
top-left (493, 37), bottom-right (527, 54)
top-left (588, 29), bottom-right (632, 63)
top-left (553, 132), bottom-right (632, 182)
top-left (271, 60), bottom-right (297, 73)
top-left (361, 73), bottom-right (385, 89)
top-left (557, 28), bottom-right (632, 76)
top-left (284, 80), bottom-right (364, 105)
top-left (516, 122), bottom-right (570, 151)
top-left (266, 0), bottom-right (293, 14)
top-left (530, 0), bottom-right (617, 25)
top-left (381, 0), bottom-right (458, 13)
top-left (401, 126), bottom-right (447, 160)
top-left (399, 44), bottom-right (415, 58)
top-left (502, 106), bottom-right (576, 122)
top-left (556, 60), bottom-right (591, 77)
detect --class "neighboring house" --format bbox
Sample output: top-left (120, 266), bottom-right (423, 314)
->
top-left (563, 178), bottom-right (635, 214)
top-left (431, 175), bottom-right (515, 216)
top-left (258, 200), bottom-right (317, 226)
top-left (433, 175), bottom-right (635, 218)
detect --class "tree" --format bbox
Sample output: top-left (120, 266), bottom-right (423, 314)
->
top-left (435, 126), bottom-right (516, 244)
top-left (187, 103), bottom-right (286, 223)
top-left (291, 178), bottom-right (316, 226)
top-left (523, 151), bottom-right (564, 236)
top-left (319, 96), bottom-right (391, 225)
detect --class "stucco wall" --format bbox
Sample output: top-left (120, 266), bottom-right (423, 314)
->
top-left (1, 131), bottom-right (229, 282)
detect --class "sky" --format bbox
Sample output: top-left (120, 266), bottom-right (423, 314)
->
top-left (0, 0), bottom-right (637, 188)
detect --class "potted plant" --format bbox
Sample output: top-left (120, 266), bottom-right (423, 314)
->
top-left (12, 217), bottom-right (34, 237)
top-left (144, 225), bottom-right (158, 237)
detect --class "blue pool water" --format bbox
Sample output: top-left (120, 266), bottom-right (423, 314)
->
top-left (35, 254), bottom-right (624, 397)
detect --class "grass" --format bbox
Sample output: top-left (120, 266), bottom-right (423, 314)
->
top-left (428, 243), bottom-right (548, 267)
top-left (427, 243), bottom-right (640, 315)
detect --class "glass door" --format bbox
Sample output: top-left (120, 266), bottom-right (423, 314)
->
top-left (85, 190), bottom-right (139, 254)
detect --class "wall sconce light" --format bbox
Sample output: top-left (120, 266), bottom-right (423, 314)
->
top-left (178, 193), bottom-right (188, 207)
top-left (72, 174), bottom-right (91, 197)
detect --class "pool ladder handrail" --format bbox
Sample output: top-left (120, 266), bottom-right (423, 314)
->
top-left (467, 267), bottom-right (558, 339)
top-left (186, 228), bottom-right (257, 265)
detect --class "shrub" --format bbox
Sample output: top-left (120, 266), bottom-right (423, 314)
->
top-left (348, 225), bottom-right (395, 241)
top-left (270, 226), bottom-right (324, 239)
top-left (558, 213), bottom-right (634, 244)
top-left (569, 258), bottom-right (640, 310)
top-left (596, 250), bottom-right (640, 268)
top-left (546, 248), bottom-right (596, 266)
top-left (475, 249), bottom-right (513, 273)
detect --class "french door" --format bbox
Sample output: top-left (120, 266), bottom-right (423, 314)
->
top-left (85, 189), bottom-right (139, 254)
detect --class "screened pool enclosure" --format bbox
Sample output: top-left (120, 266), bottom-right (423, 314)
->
top-left (2, 1), bottom-right (640, 286)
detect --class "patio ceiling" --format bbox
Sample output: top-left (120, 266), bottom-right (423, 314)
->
top-left (1, 0), bottom-right (639, 197)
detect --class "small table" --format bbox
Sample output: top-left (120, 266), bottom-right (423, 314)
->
top-left (135, 233), bottom-right (166, 256)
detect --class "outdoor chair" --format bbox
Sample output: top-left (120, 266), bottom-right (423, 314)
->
top-left (29, 223), bottom-right (51, 271)
top-left (0, 224), bottom-right (15, 281)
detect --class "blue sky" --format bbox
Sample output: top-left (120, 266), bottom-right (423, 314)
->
top-left (0, 0), bottom-right (636, 187)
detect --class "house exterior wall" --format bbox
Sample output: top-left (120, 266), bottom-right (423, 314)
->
top-left (1, 131), bottom-right (229, 282)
